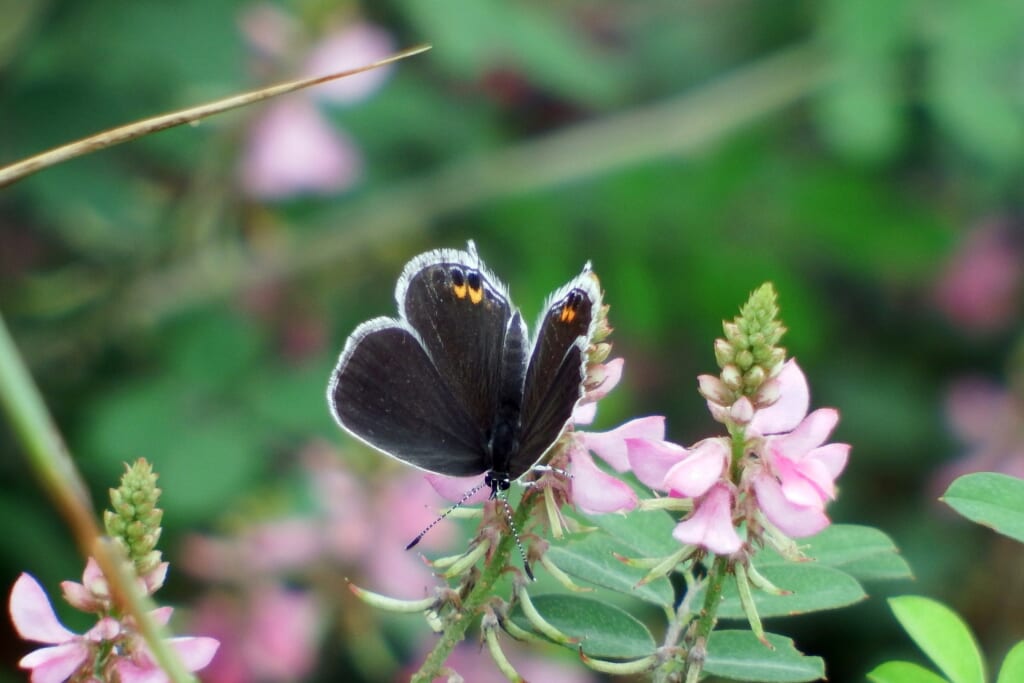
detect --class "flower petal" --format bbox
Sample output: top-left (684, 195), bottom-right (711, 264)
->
top-left (19, 642), bottom-right (90, 683)
top-left (625, 438), bottom-right (688, 489)
top-left (584, 358), bottom-right (624, 403)
top-left (809, 442), bottom-right (850, 479)
top-left (572, 401), bottom-right (597, 426)
top-left (240, 98), bottom-right (362, 200)
top-left (9, 574), bottom-right (76, 644)
top-left (671, 485), bottom-right (741, 555)
top-left (424, 473), bottom-right (489, 504)
top-left (662, 439), bottom-right (729, 498)
top-left (303, 23), bottom-right (396, 104)
top-left (170, 636), bottom-right (220, 672)
top-left (749, 360), bottom-right (809, 435)
top-left (579, 416), bottom-right (666, 471)
top-left (570, 450), bottom-right (637, 514)
top-left (768, 408), bottom-right (839, 462)
top-left (753, 474), bottom-right (830, 538)
top-left (115, 659), bottom-right (168, 683)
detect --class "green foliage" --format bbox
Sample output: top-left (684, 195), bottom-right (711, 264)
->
top-left (509, 594), bottom-right (656, 659)
top-left (942, 473), bottom-right (1024, 544)
top-left (705, 630), bottom-right (825, 682)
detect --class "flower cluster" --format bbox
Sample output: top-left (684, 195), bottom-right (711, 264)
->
top-left (9, 460), bottom-right (218, 683)
top-left (572, 284), bottom-right (849, 559)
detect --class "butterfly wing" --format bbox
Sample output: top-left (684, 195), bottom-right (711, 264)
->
top-left (398, 245), bottom-right (514, 441)
top-left (512, 269), bottom-right (601, 478)
top-left (328, 317), bottom-right (488, 475)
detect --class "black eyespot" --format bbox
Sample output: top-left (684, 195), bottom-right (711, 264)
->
top-left (467, 271), bottom-right (482, 291)
top-left (451, 268), bottom-right (466, 286)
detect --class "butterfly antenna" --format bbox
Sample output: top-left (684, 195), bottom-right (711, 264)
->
top-left (498, 491), bottom-right (535, 581)
top-left (406, 481), bottom-right (487, 550)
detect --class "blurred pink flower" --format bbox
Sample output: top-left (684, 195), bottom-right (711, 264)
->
top-left (933, 377), bottom-right (1024, 490)
top-left (240, 97), bottom-right (362, 199)
top-left (191, 585), bottom-right (319, 683)
top-left (422, 640), bottom-right (596, 683)
top-left (933, 219), bottom-right (1023, 333)
top-left (304, 23), bottom-right (396, 104)
top-left (237, 15), bottom-right (396, 200)
top-left (10, 571), bottom-right (217, 683)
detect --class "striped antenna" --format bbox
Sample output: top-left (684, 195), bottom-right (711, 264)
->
top-left (497, 491), bottom-right (535, 581)
top-left (405, 481), bottom-right (487, 550)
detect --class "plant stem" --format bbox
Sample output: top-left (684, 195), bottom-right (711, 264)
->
top-left (684, 555), bottom-right (730, 683)
top-left (0, 311), bottom-right (196, 683)
top-left (410, 493), bottom-right (538, 683)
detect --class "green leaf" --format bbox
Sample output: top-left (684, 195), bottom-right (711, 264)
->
top-left (546, 533), bottom-right (675, 607)
top-left (942, 473), bottom-right (1024, 544)
top-left (704, 630), bottom-right (825, 682)
top-left (715, 563), bottom-right (866, 618)
top-left (802, 524), bottom-right (913, 581)
top-left (509, 594), bottom-right (655, 659)
top-left (889, 596), bottom-right (985, 683)
top-left (996, 641), bottom-right (1024, 683)
top-left (581, 505), bottom-right (680, 558)
top-left (867, 661), bottom-right (950, 683)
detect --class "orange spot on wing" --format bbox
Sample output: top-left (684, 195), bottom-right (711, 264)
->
top-left (453, 283), bottom-right (468, 299)
top-left (469, 284), bottom-right (484, 304)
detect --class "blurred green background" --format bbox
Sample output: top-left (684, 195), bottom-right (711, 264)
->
top-left (2, 0), bottom-right (1024, 681)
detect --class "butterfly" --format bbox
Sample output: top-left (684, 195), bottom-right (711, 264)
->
top-left (327, 242), bottom-right (600, 572)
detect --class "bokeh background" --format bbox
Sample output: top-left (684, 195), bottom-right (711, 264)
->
top-left (2, 1), bottom-right (1024, 681)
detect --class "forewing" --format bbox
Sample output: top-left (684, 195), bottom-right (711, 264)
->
top-left (398, 246), bottom-right (513, 436)
top-left (327, 318), bottom-right (488, 476)
top-left (514, 270), bottom-right (601, 476)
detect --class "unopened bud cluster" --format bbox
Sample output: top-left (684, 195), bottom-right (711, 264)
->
top-left (104, 459), bottom-right (164, 577)
top-left (700, 283), bottom-right (787, 423)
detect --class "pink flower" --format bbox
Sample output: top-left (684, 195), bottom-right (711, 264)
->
top-left (671, 484), bottom-right (742, 556)
top-left (237, 15), bottom-right (397, 200)
top-left (933, 218), bottom-right (1023, 333)
top-left (567, 415), bottom-right (669, 514)
top-left (748, 363), bottom-right (850, 537)
top-left (240, 96), bottom-right (362, 199)
top-left (303, 22), bottom-right (396, 104)
top-left (191, 586), bottom-right (319, 683)
top-left (10, 571), bottom-right (218, 683)
top-left (932, 377), bottom-right (1024, 491)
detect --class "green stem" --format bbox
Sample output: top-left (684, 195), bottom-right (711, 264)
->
top-left (685, 556), bottom-right (730, 683)
top-left (0, 312), bottom-right (196, 683)
top-left (410, 493), bottom-right (539, 683)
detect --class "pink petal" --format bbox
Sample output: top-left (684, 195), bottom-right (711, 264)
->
top-left (149, 606), bottom-right (174, 626)
top-left (584, 358), bottom-right (624, 403)
top-left (142, 563), bottom-right (169, 595)
top-left (80, 557), bottom-right (104, 590)
top-left (19, 642), bottom-right (90, 683)
top-left (115, 659), bottom-right (167, 683)
top-left (579, 416), bottom-right (666, 471)
top-left (170, 636), bottom-right (220, 673)
top-left (572, 401), bottom-right (597, 425)
top-left (810, 442), bottom-right (850, 479)
top-left (60, 580), bottom-right (96, 613)
top-left (240, 586), bottom-right (317, 679)
top-left (303, 23), bottom-right (396, 104)
top-left (671, 485), bottom-right (741, 555)
top-left (753, 474), bottom-right (830, 538)
top-left (625, 438), bottom-right (688, 489)
top-left (424, 473), bottom-right (489, 504)
top-left (768, 408), bottom-right (839, 461)
top-left (570, 450), bottom-right (637, 514)
top-left (775, 456), bottom-right (828, 507)
top-left (749, 360), bottom-right (809, 435)
top-left (84, 617), bottom-right (120, 642)
top-left (662, 439), bottom-right (729, 498)
top-left (9, 574), bottom-right (76, 644)
top-left (240, 97), bottom-right (362, 200)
